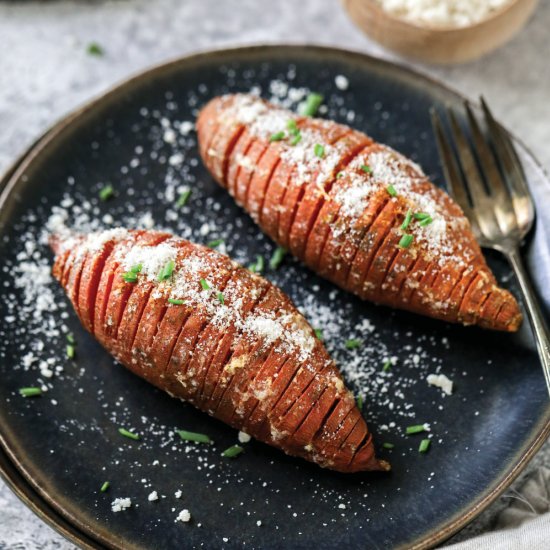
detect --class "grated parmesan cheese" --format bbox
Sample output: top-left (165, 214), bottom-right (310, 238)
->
top-left (176, 509), bottom-right (191, 523)
top-left (427, 373), bottom-right (454, 395)
top-left (374, 0), bottom-right (513, 28)
top-left (111, 497), bottom-right (132, 512)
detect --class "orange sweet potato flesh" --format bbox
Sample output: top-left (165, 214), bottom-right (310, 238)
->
top-left (51, 229), bottom-right (388, 474)
top-left (196, 94), bottom-right (522, 332)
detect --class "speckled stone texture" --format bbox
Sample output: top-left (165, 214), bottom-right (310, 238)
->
top-left (0, 0), bottom-right (548, 547)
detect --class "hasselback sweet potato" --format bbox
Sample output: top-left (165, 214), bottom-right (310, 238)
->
top-left (51, 228), bottom-right (388, 473)
top-left (197, 94), bottom-right (522, 332)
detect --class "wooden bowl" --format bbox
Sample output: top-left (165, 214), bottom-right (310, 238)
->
top-left (342, 0), bottom-right (539, 64)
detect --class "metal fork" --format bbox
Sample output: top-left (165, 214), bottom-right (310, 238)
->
top-left (431, 98), bottom-right (550, 396)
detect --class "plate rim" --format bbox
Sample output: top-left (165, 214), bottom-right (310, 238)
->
top-left (0, 42), bottom-right (549, 550)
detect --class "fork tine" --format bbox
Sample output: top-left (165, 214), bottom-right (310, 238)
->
top-left (480, 97), bottom-right (535, 224)
top-left (463, 101), bottom-right (511, 202)
top-left (464, 101), bottom-right (517, 232)
top-left (446, 107), bottom-right (491, 211)
top-left (430, 108), bottom-right (474, 217)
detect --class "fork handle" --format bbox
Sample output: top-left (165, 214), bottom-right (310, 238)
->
top-left (506, 247), bottom-right (550, 396)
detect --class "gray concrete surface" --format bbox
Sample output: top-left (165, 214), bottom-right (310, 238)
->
top-left (0, 0), bottom-right (549, 547)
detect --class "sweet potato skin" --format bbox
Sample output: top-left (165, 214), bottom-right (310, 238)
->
top-left (196, 94), bottom-right (522, 332)
top-left (51, 229), bottom-right (388, 474)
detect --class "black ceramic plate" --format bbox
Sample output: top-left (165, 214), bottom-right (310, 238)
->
top-left (1, 45), bottom-right (549, 550)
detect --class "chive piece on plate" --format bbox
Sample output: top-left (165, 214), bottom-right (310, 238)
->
top-left (168, 298), bottom-right (184, 305)
top-left (419, 439), bottom-right (431, 453)
top-left (356, 394), bottom-right (363, 410)
top-left (87, 42), bottom-right (104, 56)
top-left (360, 164), bottom-right (372, 173)
top-left (118, 428), bottom-right (140, 440)
top-left (382, 442), bottom-right (395, 449)
top-left (157, 260), bottom-right (175, 282)
top-left (337, 171), bottom-right (344, 178)
top-left (19, 387), bottom-right (42, 398)
top-left (66, 344), bottom-right (75, 359)
top-left (299, 93), bottom-right (324, 117)
top-left (130, 264), bottom-right (142, 274)
top-left (217, 292), bottom-right (225, 305)
top-left (99, 185), bottom-right (114, 201)
top-left (382, 359), bottom-right (392, 372)
top-left (249, 255), bottom-right (264, 273)
top-left (176, 189), bottom-right (192, 208)
top-left (122, 271), bottom-right (138, 283)
top-left (419, 216), bottom-right (434, 227)
top-left (290, 133), bottom-right (302, 146)
top-left (401, 209), bottom-right (413, 231)
top-left (177, 429), bottom-right (211, 444)
top-left (269, 247), bottom-right (286, 270)
top-left (200, 278), bottom-right (210, 291)
top-left (406, 424), bottom-right (427, 435)
top-left (345, 339), bottom-right (362, 350)
top-left (100, 481), bottom-right (110, 492)
top-left (314, 143), bottom-right (325, 158)
top-left (386, 185), bottom-right (397, 197)
top-left (398, 234), bottom-right (414, 249)
top-left (269, 131), bottom-right (285, 142)
top-left (207, 238), bottom-right (224, 248)
top-left (66, 333), bottom-right (75, 344)
top-left (222, 444), bottom-right (244, 458)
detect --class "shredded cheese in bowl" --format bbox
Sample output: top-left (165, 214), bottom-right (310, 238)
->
top-left (374, 0), bottom-right (514, 28)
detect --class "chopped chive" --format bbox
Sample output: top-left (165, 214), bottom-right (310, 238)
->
top-left (345, 339), bottom-right (362, 350)
top-left (314, 143), bottom-right (325, 158)
top-left (66, 344), bottom-right (75, 359)
top-left (386, 185), bottom-right (397, 197)
top-left (419, 439), bottom-right (431, 453)
top-left (200, 278), bottom-right (210, 291)
top-left (168, 298), bottom-right (185, 305)
top-left (401, 209), bottom-right (413, 231)
top-left (157, 260), bottom-right (175, 282)
top-left (314, 328), bottom-right (323, 340)
top-left (360, 164), bottom-right (372, 174)
top-left (87, 42), bottom-right (104, 56)
top-left (269, 247), bottom-right (287, 270)
top-left (130, 264), bottom-right (143, 274)
top-left (217, 292), bottom-right (225, 305)
top-left (286, 119), bottom-right (299, 134)
top-left (177, 429), bottom-right (211, 444)
top-left (337, 171), bottom-right (345, 178)
top-left (398, 234), bottom-right (414, 249)
top-left (382, 359), bottom-right (392, 372)
top-left (356, 394), bottom-right (363, 410)
top-left (176, 189), bottom-right (192, 207)
top-left (406, 424), bottom-right (427, 435)
top-left (207, 238), bottom-right (224, 248)
top-left (382, 442), bottom-right (395, 449)
top-left (299, 93), bottom-right (324, 117)
top-left (99, 185), bottom-right (114, 201)
top-left (118, 428), bottom-right (140, 440)
top-left (419, 216), bottom-right (434, 227)
top-left (249, 255), bottom-right (264, 273)
top-left (270, 131), bottom-right (285, 142)
top-left (66, 333), bottom-right (75, 344)
top-left (19, 387), bottom-right (42, 398)
top-left (122, 271), bottom-right (138, 283)
top-left (222, 444), bottom-right (244, 458)
top-left (413, 212), bottom-right (431, 221)
top-left (290, 133), bottom-right (302, 146)
top-left (100, 481), bottom-right (110, 492)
